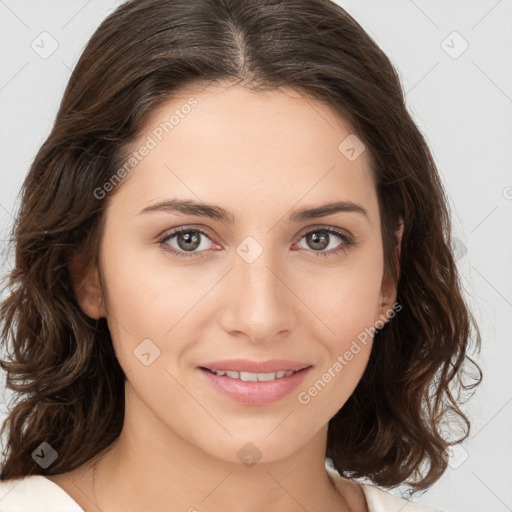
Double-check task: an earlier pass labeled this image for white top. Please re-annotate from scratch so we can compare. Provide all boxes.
[0,465,446,512]
[326,464,445,512]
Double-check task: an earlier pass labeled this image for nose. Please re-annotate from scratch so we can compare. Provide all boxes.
[218,245,297,343]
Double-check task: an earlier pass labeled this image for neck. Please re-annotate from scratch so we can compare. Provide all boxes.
[83,382,353,512]
[90,436,351,512]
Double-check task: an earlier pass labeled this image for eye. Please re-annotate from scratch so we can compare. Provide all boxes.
[159,227,216,259]
[293,226,354,258]
[158,225,355,259]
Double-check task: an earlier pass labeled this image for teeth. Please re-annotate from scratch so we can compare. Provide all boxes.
[208,369,298,381]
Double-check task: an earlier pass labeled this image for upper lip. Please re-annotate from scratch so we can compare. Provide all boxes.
[199,359,311,373]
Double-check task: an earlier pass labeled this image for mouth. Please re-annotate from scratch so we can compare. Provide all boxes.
[197,365,313,406]
[199,366,308,382]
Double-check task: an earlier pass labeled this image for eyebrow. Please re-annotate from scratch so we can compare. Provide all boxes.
[138,199,370,224]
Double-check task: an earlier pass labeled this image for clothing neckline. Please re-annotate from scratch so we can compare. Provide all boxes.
[3,469,439,512]
[38,468,368,512]
[18,465,370,512]
[40,475,85,510]
[325,464,370,511]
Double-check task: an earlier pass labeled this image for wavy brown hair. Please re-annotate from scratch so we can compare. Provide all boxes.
[0,0,481,493]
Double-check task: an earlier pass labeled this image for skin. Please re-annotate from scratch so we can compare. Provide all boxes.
[47,83,402,512]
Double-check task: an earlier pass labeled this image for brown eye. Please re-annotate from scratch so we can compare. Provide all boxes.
[158,225,354,260]
[159,228,214,258]
[295,227,353,257]
[175,230,202,251]
[304,231,330,251]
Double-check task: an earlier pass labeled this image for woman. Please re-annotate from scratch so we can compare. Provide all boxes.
[0,0,482,511]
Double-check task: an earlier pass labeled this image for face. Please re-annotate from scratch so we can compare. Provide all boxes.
[78,83,399,465]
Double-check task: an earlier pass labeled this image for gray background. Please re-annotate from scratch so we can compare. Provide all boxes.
[0,1,511,511]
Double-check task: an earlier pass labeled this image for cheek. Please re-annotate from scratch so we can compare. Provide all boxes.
[99,236,212,373]
[101,231,187,327]
[296,282,377,420]
[294,251,382,411]
[300,248,384,345]
[304,279,378,380]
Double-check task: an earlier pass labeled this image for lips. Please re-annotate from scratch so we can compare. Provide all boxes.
[199,358,311,374]
[198,364,312,405]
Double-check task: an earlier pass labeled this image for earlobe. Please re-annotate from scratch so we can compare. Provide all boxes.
[69,255,107,319]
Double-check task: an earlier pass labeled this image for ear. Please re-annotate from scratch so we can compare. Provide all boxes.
[374,218,404,327]
[69,253,107,319]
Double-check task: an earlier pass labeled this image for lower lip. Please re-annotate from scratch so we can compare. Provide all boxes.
[198,367,312,406]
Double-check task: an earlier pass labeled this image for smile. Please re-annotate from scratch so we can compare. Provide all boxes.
[204,368,300,381]
[198,366,312,406]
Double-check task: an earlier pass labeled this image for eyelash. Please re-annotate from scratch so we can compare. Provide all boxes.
[158,225,355,260]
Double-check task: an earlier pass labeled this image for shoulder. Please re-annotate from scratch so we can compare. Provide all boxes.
[0,475,84,511]
[360,483,446,512]
[325,464,447,512]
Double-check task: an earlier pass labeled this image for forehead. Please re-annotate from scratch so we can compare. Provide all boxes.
[112,83,378,223]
